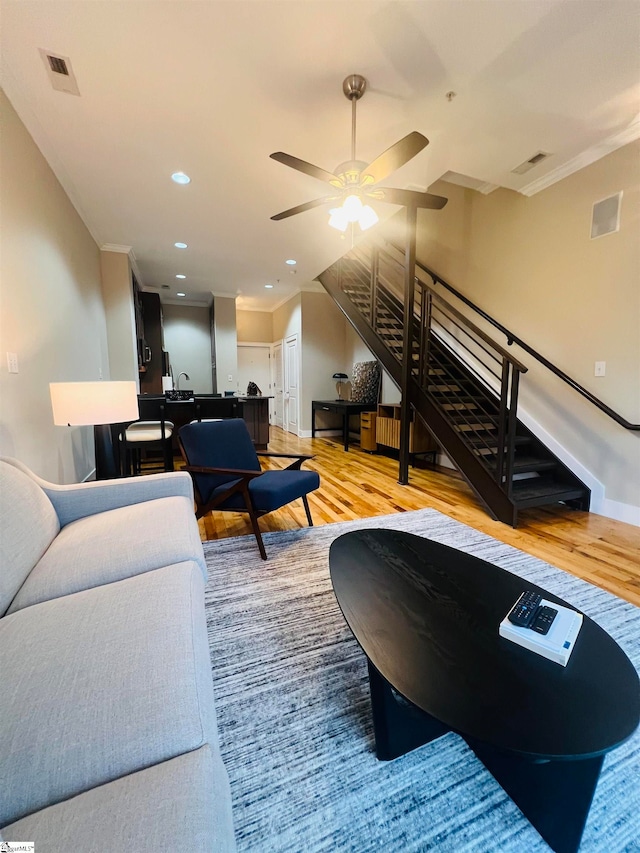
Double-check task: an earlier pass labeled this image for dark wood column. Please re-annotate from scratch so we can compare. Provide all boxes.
[399,204,417,485]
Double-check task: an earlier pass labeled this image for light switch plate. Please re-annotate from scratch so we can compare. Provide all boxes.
[7,352,19,373]
[594,361,606,377]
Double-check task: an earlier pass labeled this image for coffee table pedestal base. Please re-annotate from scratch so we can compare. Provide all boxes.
[368,661,603,853]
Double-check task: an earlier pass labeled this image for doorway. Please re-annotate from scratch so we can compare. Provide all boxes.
[237,344,271,411]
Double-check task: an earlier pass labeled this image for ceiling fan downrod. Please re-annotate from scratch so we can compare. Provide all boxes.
[343,74,367,162]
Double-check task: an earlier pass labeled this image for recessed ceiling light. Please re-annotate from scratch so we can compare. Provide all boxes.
[177,292,186,297]
[171,172,191,185]
[265,284,274,289]
[285,259,296,265]
[176,274,186,279]
[174,242,188,249]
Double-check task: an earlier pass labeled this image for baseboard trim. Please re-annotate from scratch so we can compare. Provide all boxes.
[593,498,640,527]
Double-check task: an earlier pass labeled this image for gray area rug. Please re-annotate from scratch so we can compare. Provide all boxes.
[203,509,640,852]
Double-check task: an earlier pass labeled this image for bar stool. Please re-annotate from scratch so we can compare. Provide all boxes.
[121,416,174,475]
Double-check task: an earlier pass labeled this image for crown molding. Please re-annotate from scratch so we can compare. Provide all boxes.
[519,120,640,197]
[210,291,237,301]
[100,243,133,254]
[476,182,499,195]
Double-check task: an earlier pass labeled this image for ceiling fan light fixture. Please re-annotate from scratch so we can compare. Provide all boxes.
[271,74,446,225]
[359,204,379,231]
[329,194,378,232]
[328,207,349,232]
[342,194,363,222]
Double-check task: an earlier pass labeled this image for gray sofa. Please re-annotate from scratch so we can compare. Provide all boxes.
[0,457,236,852]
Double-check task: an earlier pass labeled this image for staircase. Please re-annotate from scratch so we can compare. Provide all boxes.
[317,237,591,527]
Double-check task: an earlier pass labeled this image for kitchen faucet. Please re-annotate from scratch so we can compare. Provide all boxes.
[176,372,190,390]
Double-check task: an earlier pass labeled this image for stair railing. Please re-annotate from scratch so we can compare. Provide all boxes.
[335,242,529,490]
[380,239,639,432]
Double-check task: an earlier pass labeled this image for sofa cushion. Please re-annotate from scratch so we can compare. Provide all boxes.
[0,562,219,826]
[7,495,206,613]
[2,746,236,852]
[0,459,60,615]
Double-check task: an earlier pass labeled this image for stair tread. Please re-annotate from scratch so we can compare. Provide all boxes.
[511,456,558,473]
[511,478,588,506]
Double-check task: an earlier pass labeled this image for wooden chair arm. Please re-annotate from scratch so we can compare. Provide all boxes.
[257,452,314,471]
[258,452,314,460]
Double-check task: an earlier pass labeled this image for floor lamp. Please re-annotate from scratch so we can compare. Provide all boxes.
[50,381,139,479]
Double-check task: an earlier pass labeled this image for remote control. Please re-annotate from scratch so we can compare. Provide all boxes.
[507,591,542,628]
[531,605,558,635]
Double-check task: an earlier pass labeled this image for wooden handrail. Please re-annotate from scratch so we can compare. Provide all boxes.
[383,239,639,431]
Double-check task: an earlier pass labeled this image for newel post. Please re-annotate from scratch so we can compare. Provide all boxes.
[399,204,417,485]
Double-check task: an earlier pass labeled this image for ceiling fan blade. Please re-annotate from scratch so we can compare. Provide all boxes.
[270,152,341,186]
[360,132,429,185]
[375,187,448,210]
[271,196,337,221]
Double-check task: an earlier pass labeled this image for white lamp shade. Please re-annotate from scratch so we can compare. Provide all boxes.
[50,381,139,426]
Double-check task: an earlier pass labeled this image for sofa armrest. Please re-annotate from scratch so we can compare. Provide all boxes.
[40,472,195,527]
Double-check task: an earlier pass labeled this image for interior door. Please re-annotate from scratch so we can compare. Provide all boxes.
[284,334,299,435]
[271,341,283,427]
[237,344,271,399]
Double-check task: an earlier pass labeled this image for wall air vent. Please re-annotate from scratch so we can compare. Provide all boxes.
[39,49,81,95]
[511,151,551,175]
[591,192,622,239]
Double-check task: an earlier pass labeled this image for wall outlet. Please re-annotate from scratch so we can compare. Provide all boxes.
[227,374,233,382]
[594,361,606,377]
[7,352,18,374]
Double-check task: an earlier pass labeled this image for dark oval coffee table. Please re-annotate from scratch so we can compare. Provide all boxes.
[329,529,639,853]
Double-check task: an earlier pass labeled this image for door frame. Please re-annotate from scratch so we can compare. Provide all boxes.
[237,341,273,422]
[270,340,284,428]
[283,333,300,436]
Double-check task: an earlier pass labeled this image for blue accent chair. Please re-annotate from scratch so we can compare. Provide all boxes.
[178,419,320,560]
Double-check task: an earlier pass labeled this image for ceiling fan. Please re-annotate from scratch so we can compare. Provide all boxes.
[270,74,447,231]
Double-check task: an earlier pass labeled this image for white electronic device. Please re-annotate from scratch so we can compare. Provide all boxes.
[499,597,583,666]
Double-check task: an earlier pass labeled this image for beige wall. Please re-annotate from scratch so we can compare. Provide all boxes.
[300,292,347,432]
[415,141,640,518]
[100,250,138,385]
[0,91,109,483]
[272,293,301,342]
[163,303,213,394]
[213,296,237,395]
[236,309,273,343]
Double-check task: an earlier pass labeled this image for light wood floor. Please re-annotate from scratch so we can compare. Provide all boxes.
[186,427,640,607]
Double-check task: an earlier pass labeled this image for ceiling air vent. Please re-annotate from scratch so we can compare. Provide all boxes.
[511,151,550,175]
[39,49,81,96]
[48,55,69,75]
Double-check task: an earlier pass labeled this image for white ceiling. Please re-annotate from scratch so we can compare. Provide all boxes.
[2,1,639,311]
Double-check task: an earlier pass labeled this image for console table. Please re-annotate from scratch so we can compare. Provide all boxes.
[311,400,377,451]
[330,528,640,853]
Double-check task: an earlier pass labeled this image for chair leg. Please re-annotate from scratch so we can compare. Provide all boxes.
[164,441,174,472]
[247,509,268,560]
[302,495,314,527]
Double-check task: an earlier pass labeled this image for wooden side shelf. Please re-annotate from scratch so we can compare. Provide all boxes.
[376,404,437,454]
